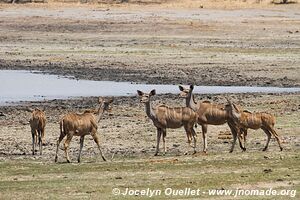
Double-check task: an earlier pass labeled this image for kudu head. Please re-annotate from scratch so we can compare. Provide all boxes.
[225,97,241,121]
[137,89,156,103]
[97,97,114,123]
[26,107,45,113]
[98,97,114,113]
[179,85,194,98]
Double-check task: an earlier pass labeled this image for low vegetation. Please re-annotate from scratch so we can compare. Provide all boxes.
[0,151,298,199]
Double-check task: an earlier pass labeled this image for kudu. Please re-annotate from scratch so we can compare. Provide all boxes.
[137,89,198,156]
[179,85,245,153]
[30,108,46,155]
[55,97,113,163]
[226,99,283,151]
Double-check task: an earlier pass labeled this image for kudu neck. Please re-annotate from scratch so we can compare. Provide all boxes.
[145,101,156,119]
[96,104,105,123]
[186,91,198,111]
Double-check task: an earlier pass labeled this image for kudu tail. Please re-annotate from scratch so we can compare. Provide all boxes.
[60,120,65,137]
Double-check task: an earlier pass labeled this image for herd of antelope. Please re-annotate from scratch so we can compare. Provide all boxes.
[29,85,283,163]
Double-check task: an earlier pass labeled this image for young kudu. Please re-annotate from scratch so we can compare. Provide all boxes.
[137,89,198,156]
[30,108,46,155]
[226,99,283,151]
[55,97,113,163]
[179,85,244,153]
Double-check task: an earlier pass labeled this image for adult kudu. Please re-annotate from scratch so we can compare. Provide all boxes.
[179,85,245,153]
[55,97,113,163]
[138,89,198,156]
[226,98,283,151]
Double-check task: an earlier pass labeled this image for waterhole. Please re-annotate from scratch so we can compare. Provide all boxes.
[1,70,299,105]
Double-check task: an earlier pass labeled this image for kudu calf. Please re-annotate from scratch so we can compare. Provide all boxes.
[179,85,244,153]
[137,89,198,156]
[55,97,113,163]
[226,99,283,151]
[30,108,46,155]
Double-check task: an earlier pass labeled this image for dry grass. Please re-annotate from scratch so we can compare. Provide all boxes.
[0,151,299,199]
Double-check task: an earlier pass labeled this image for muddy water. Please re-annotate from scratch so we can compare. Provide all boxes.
[1,70,299,105]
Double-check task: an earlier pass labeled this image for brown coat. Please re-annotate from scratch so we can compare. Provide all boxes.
[55,97,113,163]
[138,89,198,156]
[228,101,283,151]
[30,108,46,155]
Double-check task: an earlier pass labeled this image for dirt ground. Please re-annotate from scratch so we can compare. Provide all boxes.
[0,93,299,160]
[0,2,299,199]
[0,2,299,86]
[0,93,299,199]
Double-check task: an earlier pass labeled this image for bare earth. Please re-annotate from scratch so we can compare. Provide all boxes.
[0,2,299,200]
[0,3,300,86]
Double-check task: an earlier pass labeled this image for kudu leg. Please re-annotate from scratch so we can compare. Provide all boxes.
[191,128,197,154]
[77,136,84,163]
[243,129,248,149]
[270,127,283,151]
[162,129,167,156]
[237,130,246,152]
[183,125,191,146]
[228,122,246,152]
[201,124,208,153]
[64,133,73,163]
[31,130,36,155]
[186,132,192,145]
[229,126,237,153]
[38,130,42,155]
[262,128,271,151]
[77,136,85,163]
[268,126,283,151]
[154,128,162,156]
[41,127,46,146]
[35,131,38,149]
[91,132,106,161]
[55,132,66,162]
[184,125,197,154]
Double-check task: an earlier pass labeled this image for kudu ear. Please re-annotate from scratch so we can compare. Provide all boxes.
[232,103,240,112]
[25,107,34,113]
[99,97,104,104]
[137,90,143,96]
[108,97,114,103]
[232,103,241,120]
[179,85,184,91]
[190,85,194,90]
[150,89,156,96]
[225,97,232,106]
